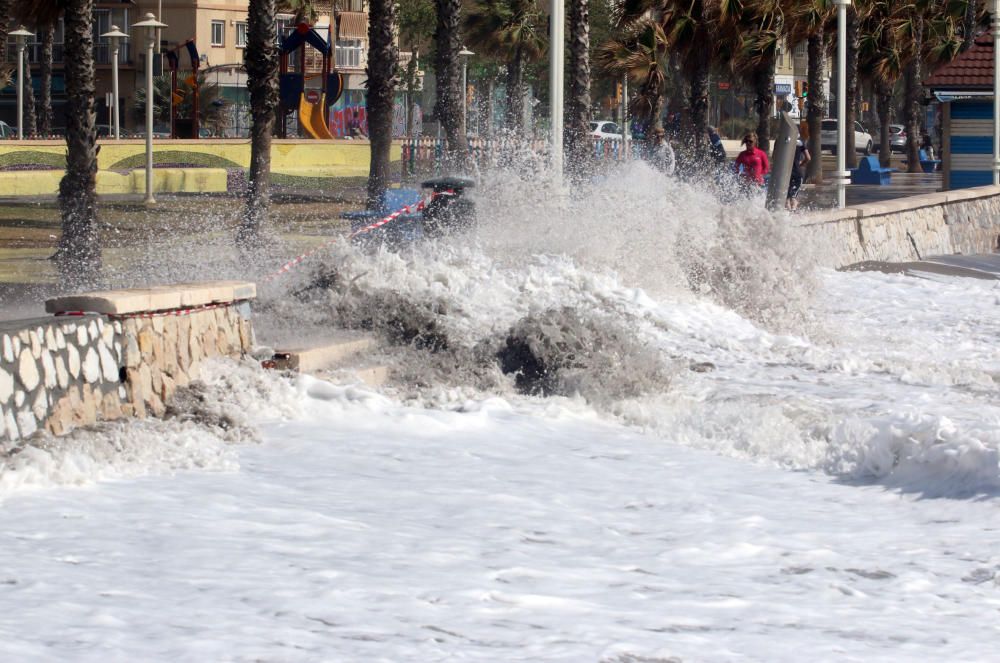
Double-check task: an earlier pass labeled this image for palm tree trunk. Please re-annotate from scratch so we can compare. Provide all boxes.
[40,23,54,136]
[366,0,397,210]
[22,59,36,136]
[687,47,710,156]
[57,0,101,283]
[876,78,892,167]
[805,30,826,183]
[752,62,774,153]
[434,0,468,162]
[0,0,10,65]
[238,0,279,249]
[963,0,977,51]
[566,0,591,166]
[504,46,524,132]
[405,51,417,138]
[903,24,923,174]
[485,77,495,135]
[844,6,859,168]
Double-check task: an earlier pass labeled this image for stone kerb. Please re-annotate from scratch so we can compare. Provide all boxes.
[0,282,256,444]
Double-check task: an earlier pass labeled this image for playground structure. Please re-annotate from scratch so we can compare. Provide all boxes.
[166,40,201,139]
[279,23,344,139]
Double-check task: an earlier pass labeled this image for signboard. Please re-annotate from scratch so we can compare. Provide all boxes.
[774,83,792,95]
[718,82,731,90]
[305,89,320,104]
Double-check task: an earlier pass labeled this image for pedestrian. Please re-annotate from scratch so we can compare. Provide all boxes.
[348,110,366,139]
[786,138,811,211]
[920,133,935,161]
[649,127,676,176]
[707,126,727,166]
[733,131,770,193]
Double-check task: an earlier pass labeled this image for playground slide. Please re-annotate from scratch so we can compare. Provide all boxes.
[299,93,335,139]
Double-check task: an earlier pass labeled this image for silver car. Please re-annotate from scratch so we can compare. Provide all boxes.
[820,119,874,154]
[873,124,907,154]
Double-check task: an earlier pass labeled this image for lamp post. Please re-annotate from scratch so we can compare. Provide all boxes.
[834,0,851,209]
[101,26,129,140]
[549,0,564,183]
[133,13,167,205]
[993,0,1000,185]
[459,47,474,136]
[10,27,34,140]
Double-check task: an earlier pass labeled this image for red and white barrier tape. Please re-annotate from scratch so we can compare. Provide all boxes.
[261,189,455,284]
[53,301,234,320]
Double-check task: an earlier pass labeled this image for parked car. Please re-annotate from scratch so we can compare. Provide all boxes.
[96,124,133,138]
[590,120,622,140]
[820,118,874,154]
[873,124,907,153]
[0,121,16,138]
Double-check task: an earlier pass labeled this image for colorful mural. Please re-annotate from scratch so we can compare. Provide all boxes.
[326,91,422,138]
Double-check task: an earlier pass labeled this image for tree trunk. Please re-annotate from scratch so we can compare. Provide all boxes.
[687,47,710,157]
[434,0,468,163]
[238,0,279,249]
[751,62,774,154]
[963,0,977,51]
[0,0,10,66]
[23,59,36,136]
[484,77,495,135]
[844,6,859,167]
[903,23,923,173]
[366,0,397,210]
[876,78,892,167]
[566,0,591,167]
[504,46,525,133]
[405,51,417,138]
[56,0,101,284]
[40,23,54,136]
[805,30,826,183]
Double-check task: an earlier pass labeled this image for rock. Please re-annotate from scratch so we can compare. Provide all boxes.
[67,344,81,379]
[41,351,56,388]
[77,325,88,345]
[55,328,66,349]
[14,390,24,407]
[113,321,122,334]
[98,343,118,382]
[4,409,18,440]
[101,322,114,344]
[17,349,40,391]
[124,336,141,368]
[31,390,48,420]
[2,335,12,362]
[55,355,68,389]
[16,409,36,438]
[152,315,165,334]
[139,364,153,402]
[689,361,716,373]
[137,326,155,359]
[82,347,101,383]
[29,331,41,359]
[0,367,12,403]
[45,326,57,349]
[88,320,99,341]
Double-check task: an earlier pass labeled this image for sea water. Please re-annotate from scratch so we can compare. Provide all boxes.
[1,162,999,661]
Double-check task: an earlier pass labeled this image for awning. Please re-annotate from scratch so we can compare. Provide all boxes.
[934,90,994,102]
[337,12,368,40]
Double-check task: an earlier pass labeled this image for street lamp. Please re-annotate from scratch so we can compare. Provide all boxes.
[993,0,1000,185]
[834,0,851,209]
[549,0,564,183]
[101,25,129,140]
[459,47,474,136]
[133,13,167,205]
[10,26,34,140]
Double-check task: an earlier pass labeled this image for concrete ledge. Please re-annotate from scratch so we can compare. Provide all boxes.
[799,207,861,225]
[945,185,1000,203]
[271,333,377,373]
[45,281,256,315]
[0,168,228,197]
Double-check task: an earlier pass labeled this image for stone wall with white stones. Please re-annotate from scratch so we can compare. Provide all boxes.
[797,185,1000,268]
[0,282,255,443]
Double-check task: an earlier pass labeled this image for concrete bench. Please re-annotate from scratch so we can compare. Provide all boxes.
[919,149,941,173]
[850,155,894,185]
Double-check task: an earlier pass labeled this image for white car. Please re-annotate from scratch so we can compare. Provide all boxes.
[820,118,874,155]
[590,121,622,140]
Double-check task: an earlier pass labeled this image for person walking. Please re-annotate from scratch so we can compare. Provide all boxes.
[649,127,676,176]
[708,126,727,166]
[734,131,770,194]
[786,138,811,211]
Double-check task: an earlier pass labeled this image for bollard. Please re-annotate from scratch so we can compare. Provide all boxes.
[765,112,800,211]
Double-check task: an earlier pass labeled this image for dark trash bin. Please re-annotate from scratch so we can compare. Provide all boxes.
[421,176,476,237]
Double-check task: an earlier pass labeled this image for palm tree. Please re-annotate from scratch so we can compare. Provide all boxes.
[435,0,467,160]
[366,0,398,209]
[15,0,100,283]
[278,0,318,24]
[132,74,173,127]
[464,0,546,134]
[566,0,592,164]
[22,55,36,136]
[598,20,668,139]
[238,0,279,250]
[858,0,903,167]
[39,23,54,135]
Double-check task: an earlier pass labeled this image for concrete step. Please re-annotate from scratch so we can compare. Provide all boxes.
[318,364,390,388]
[269,332,380,375]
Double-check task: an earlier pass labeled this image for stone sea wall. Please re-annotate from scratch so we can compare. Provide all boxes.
[797,185,1000,268]
[0,282,255,443]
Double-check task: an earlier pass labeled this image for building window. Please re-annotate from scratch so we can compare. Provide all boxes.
[211,20,225,46]
[236,22,247,48]
[336,39,364,68]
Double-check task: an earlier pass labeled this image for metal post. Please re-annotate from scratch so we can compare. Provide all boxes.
[549,0,564,182]
[621,74,629,158]
[766,112,800,210]
[134,14,167,205]
[994,0,1000,185]
[834,0,851,208]
[459,47,474,137]
[102,26,128,140]
[11,27,33,140]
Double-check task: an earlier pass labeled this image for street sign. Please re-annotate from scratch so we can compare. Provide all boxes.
[305,89,320,104]
[718,82,731,90]
[774,83,792,95]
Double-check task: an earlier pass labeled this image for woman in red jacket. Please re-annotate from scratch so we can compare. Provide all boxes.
[734,132,770,191]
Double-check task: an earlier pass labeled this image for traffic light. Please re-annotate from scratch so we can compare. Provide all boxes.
[801,82,809,98]
[615,82,623,103]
